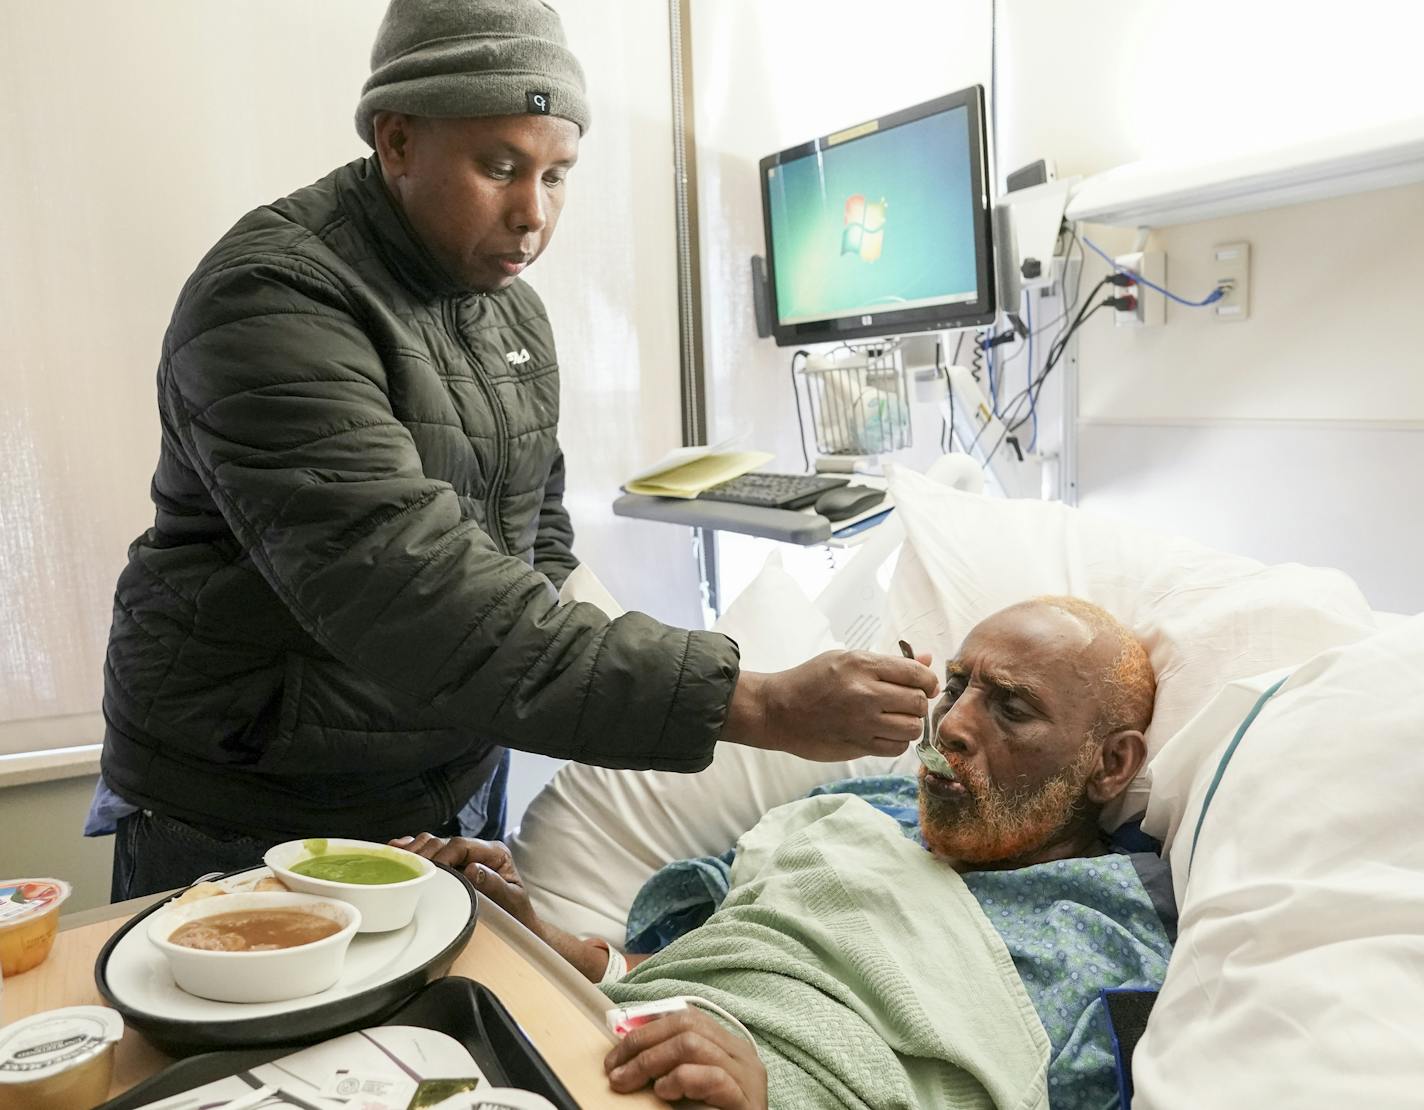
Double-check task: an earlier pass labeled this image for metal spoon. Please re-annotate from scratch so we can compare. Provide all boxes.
[897,639,956,780]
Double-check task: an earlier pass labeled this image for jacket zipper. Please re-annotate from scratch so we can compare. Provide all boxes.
[445,297,509,555]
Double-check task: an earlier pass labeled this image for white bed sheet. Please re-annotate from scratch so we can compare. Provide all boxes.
[1135,617,1424,1108]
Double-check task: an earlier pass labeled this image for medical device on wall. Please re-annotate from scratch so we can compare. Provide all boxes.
[940,364,1042,499]
[992,176,1079,314]
[757,85,996,347]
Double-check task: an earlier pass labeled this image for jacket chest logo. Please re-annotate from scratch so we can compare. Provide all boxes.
[505,348,531,365]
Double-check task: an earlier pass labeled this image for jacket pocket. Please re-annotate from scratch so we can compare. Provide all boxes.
[254,652,473,776]
[253,652,306,770]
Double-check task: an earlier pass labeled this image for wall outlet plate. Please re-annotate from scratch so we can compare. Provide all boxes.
[1212,241,1251,322]
[1113,250,1166,328]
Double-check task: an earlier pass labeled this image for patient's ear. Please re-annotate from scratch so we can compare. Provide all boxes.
[1086,729,1147,805]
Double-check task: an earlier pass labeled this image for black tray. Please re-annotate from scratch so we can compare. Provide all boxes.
[98,976,581,1109]
[95,864,477,1054]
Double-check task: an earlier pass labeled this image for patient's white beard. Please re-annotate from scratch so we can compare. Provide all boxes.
[919,737,1100,865]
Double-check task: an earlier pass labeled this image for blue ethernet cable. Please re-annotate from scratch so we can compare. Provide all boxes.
[1081,235,1225,307]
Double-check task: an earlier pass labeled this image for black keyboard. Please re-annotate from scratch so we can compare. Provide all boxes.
[697,472,848,510]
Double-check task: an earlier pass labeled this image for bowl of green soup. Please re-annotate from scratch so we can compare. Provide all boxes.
[263,838,436,933]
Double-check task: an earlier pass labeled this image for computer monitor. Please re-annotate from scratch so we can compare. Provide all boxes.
[759,86,995,347]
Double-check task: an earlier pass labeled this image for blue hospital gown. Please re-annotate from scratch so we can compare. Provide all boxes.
[625,776,1174,1109]
[963,855,1172,1107]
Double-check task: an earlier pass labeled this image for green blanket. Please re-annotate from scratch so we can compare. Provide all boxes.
[603,795,1051,1109]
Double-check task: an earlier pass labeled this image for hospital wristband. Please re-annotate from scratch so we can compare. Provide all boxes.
[590,939,628,985]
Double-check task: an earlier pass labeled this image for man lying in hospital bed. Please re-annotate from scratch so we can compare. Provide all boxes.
[396,462,1419,1107]
[398,596,1175,1109]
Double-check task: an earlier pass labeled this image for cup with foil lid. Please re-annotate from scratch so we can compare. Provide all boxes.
[0,1004,124,1110]
[0,879,71,977]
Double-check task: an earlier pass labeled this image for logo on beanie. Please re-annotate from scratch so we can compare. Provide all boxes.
[527,91,551,115]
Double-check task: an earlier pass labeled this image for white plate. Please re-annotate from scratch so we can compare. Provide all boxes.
[97,865,476,1048]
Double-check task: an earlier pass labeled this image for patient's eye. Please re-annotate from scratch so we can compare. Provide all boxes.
[998,700,1032,722]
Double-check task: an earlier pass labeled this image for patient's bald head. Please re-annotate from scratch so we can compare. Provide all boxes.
[918,596,1154,870]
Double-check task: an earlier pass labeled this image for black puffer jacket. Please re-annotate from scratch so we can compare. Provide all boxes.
[102,155,739,839]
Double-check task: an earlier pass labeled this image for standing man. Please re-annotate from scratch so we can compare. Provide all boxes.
[93,0,937,900]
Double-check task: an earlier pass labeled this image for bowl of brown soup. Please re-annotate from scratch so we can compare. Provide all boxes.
[147,891,361,1003]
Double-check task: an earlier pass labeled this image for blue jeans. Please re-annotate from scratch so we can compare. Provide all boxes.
[110,810,285,902]
[457,748,511,841]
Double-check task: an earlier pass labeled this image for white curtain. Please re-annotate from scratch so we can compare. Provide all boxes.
[0,0,697,756]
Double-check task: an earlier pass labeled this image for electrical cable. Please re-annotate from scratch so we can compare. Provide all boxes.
[941,330,967,454]
[967,255,1088,461]
[1025,290,1038,452]
[988,316,1030,373]
[789,349,811,472]
[985,332,998,415]
[997,289,1112,446]
[989,295,1115,458]
[967,228,1089,464]
[992,225,1083,459]
[946,361,956,452]
[1052,275,1104,349]
[1081,235,1226,307]
[1044,228,1086,356]
[1000,296,1070,355]
[937,338,948,453]
[1046,276,1109,367]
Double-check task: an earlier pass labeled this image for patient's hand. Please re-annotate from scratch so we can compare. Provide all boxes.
[390,834,543,939]
[605,1008,767,1110]
[392,832,630,984]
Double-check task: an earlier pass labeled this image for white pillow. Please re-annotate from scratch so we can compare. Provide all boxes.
[1133,618,1424,1108]
[883,466,1377,827]
[512,552,916,944]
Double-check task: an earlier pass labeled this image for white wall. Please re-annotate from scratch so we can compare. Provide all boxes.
[689,0,995,601]
[996,0,1424,613]
[0,2,385,743]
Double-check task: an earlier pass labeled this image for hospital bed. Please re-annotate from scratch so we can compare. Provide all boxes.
[508,457,1423,1109]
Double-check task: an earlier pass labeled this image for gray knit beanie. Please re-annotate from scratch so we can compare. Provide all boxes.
[356,0,590,147]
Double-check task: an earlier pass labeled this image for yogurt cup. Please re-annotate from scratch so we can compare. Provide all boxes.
[0,1004,123,1110]
[0,879,71,977]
